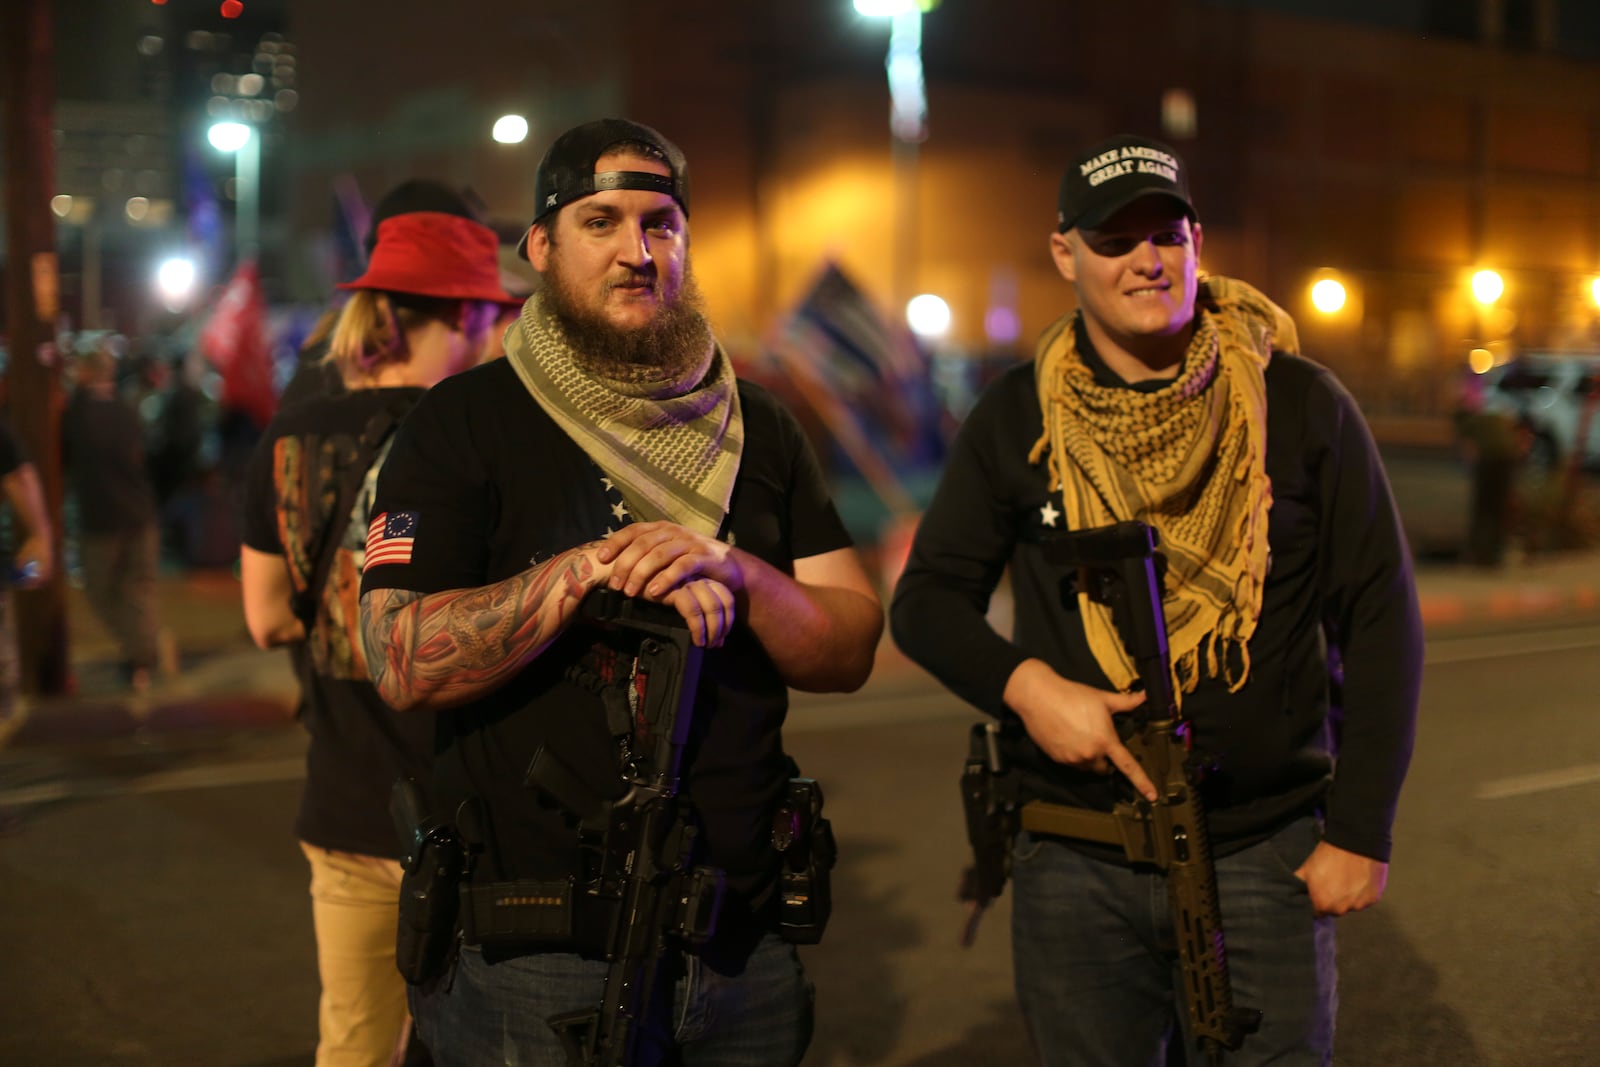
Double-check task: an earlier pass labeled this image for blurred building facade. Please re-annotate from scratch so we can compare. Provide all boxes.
[0,0,296,336]
[269,0,1600,416]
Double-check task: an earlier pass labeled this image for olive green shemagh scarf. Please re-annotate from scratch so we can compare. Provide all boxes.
[504,293,744,537]
[1028,276,1300,703]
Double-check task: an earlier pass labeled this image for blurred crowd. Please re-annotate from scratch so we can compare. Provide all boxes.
[48,328,247,572]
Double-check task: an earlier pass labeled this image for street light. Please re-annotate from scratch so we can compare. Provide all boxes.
[492,114,529,144]
[1310,278,1347,315]
[155,256,198,312]
[208,119,259,263]
[906,293,951,338]
[1471,269,1504,305]
[857,0,932,312]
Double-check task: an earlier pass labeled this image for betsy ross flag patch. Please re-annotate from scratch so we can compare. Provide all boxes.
[365,510,418,569]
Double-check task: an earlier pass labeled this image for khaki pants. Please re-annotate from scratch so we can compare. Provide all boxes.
[300,842,413,1067]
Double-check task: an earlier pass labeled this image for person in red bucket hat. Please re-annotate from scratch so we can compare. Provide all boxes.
[239,209,512,1067]
[283,180,509,408]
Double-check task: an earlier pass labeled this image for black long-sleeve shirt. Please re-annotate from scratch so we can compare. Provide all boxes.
[891,348,1423,862]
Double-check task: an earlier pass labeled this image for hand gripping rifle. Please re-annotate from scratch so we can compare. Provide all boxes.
[540,589,725,1067]
[1025,520,1261,1063]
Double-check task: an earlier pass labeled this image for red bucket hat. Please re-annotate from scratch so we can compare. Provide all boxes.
[338,211,517,303]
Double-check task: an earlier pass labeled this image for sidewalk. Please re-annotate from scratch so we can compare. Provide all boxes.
[7,550,1600,750]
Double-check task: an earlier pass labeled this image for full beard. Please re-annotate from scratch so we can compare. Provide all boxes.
[543,256,714,391]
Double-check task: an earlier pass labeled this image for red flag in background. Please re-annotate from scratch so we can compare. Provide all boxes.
[199,259,277,429]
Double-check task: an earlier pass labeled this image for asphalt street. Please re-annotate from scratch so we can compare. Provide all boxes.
[2,615,1598,1066]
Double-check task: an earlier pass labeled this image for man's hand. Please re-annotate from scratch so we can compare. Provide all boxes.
[598,522,746,601]
[1003,658,1156,802]
[656,576,736,648]
[1294,840,1388,917]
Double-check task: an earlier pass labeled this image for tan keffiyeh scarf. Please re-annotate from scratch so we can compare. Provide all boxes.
[1028,276,1299,702]
[505,293,744,536]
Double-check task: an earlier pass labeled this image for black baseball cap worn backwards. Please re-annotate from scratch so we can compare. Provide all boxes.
[1057,133,1195,234]
[515,117,690,260]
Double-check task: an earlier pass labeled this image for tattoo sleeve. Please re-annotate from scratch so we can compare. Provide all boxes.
[359,547,601,711]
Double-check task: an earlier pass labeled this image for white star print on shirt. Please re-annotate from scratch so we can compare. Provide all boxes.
[1040,500,1061,527]
[611,501,629,522]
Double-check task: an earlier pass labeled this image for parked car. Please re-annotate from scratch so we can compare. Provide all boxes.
[1478,351,1600,470]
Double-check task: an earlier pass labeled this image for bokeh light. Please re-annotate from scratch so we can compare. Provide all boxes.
[855,0,919,14]
[906,293,951,338]
[1471,269,1504,305]
[1310,278,1347,314]
[207,121,251,152]
[156,257,197,310]
[492,115,529,145]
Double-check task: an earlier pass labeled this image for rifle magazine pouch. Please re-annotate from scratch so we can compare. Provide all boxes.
[774,777,836,945]
[396,827,465,985]
[673,865,727,947]
[459,879,577,948]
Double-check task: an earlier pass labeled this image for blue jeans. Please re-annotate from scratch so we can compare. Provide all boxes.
[1011,816,1336,1067]
[412,932,813,1067]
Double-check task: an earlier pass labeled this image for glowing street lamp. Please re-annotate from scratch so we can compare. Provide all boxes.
[857,0,934,310]
[1590,276,1600,310]
[1310,277,1347,315]
[155,256,198,312]
[1471,269,1504,306]
[854,0,919,16]
[208,120,259,263]
[906,293,951,338]
[492,114,529,145]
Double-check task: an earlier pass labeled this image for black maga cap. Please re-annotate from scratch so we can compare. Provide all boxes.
[515,118,690,260]
[1057,134,1195,234]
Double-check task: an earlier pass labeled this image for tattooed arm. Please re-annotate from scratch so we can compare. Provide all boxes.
[360,545,610,713]
[360,543,739,713]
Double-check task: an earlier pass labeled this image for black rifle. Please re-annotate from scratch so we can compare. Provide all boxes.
[541,589,724,1067]
[1023,520,1261,1063]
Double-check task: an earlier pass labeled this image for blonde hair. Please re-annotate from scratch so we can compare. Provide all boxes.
[327,289,463,381]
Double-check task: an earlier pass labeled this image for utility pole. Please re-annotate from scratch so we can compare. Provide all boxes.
[2,0,70,695]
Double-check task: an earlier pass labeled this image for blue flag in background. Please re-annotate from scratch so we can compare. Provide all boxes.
[181,146,224,281]
[330,174,370,285]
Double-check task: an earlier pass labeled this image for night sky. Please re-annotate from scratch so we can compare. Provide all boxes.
[1205,0,1600,57]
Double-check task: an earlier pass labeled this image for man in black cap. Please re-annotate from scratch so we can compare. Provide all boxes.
[891,133,1423,1064]
[359,118,883,1065]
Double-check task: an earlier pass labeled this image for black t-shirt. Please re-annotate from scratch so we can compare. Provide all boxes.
[360,359,852,908]
[243,386,434,857]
